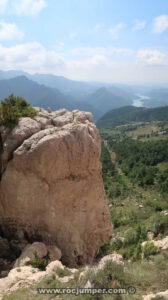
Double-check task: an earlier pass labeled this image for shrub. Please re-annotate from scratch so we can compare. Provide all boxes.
[31,250,50,271]
[154,215,168,236]
[142,242,158,259]
[55,267,72,278]
[0,94,36,126]
[133,242,142,260]
[82,260,131,291]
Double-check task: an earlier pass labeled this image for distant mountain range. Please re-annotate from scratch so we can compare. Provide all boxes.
[97,106,168,128]
[0,70,168,122]
[0,76,102,121]
[0,71,135,121]
[87,87,132,113]
[0,70,95,94]
[144,88,168,107]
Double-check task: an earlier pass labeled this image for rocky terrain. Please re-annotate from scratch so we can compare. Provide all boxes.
[0,252,124,300]
[1,106,168,300]
[0,108,112,277]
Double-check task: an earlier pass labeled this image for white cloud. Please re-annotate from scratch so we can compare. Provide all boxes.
[13,0,47,16]
[0,21,24,40]
[153,15,168,33]
[0,42,65,73]
[0,0,8,14]
[92,23,104,32]
[0,42,168,84]
[109,22,125,38]
[132,19,146,31]
[0,42,131,77]
[0,0,47,16]
[136,49,168,65]
[58,42,64,48]
[66,56,168,84]
[69,32,77,39]
[70,46,134,57]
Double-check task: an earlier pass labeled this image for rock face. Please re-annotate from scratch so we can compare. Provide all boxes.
[0,108,112,267]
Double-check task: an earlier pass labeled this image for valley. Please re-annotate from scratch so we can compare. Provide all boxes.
[97,107,168,297]
[1,103,168,300]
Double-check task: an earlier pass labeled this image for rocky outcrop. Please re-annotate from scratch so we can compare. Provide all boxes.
[0,253,124,299]
[96,253,124,269]
[143,290,168,300]
[0,108,112,267]
[0,260,71,299]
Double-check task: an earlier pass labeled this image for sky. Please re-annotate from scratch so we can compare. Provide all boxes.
[0,0,168,84]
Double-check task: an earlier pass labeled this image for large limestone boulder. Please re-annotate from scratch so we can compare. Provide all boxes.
[96,253,124,270]
[0,109,112,267]
[47,245,62,262]
[14,242,62,267]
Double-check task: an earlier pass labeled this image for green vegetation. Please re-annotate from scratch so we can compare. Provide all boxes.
[97,105,168,128]
[111,138,168,192]
[142,242,158,259]
[98,116,168,262]
[31,251,50,271]
[0,94,36,126]
[55,267,72,278]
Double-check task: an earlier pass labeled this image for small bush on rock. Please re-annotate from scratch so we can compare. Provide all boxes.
[142,242,158,259]
[31,250,50,271]
[0,94,36,127]
[56,267,72,278]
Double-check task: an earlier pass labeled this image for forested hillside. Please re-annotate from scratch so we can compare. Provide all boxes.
[97,106,168,128]
[98,111,168,296]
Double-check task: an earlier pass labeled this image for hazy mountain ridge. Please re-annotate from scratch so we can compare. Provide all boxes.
[87,87,132,114]
[0,70,168,123]
[0,71,134,121]
[0,76,102,121]
[0,70,99,94]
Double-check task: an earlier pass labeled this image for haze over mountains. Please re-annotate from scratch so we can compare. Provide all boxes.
[0,76,103,120]
[0,70,168,121]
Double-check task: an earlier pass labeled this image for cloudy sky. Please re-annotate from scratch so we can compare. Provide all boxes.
[0,0,168,84]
